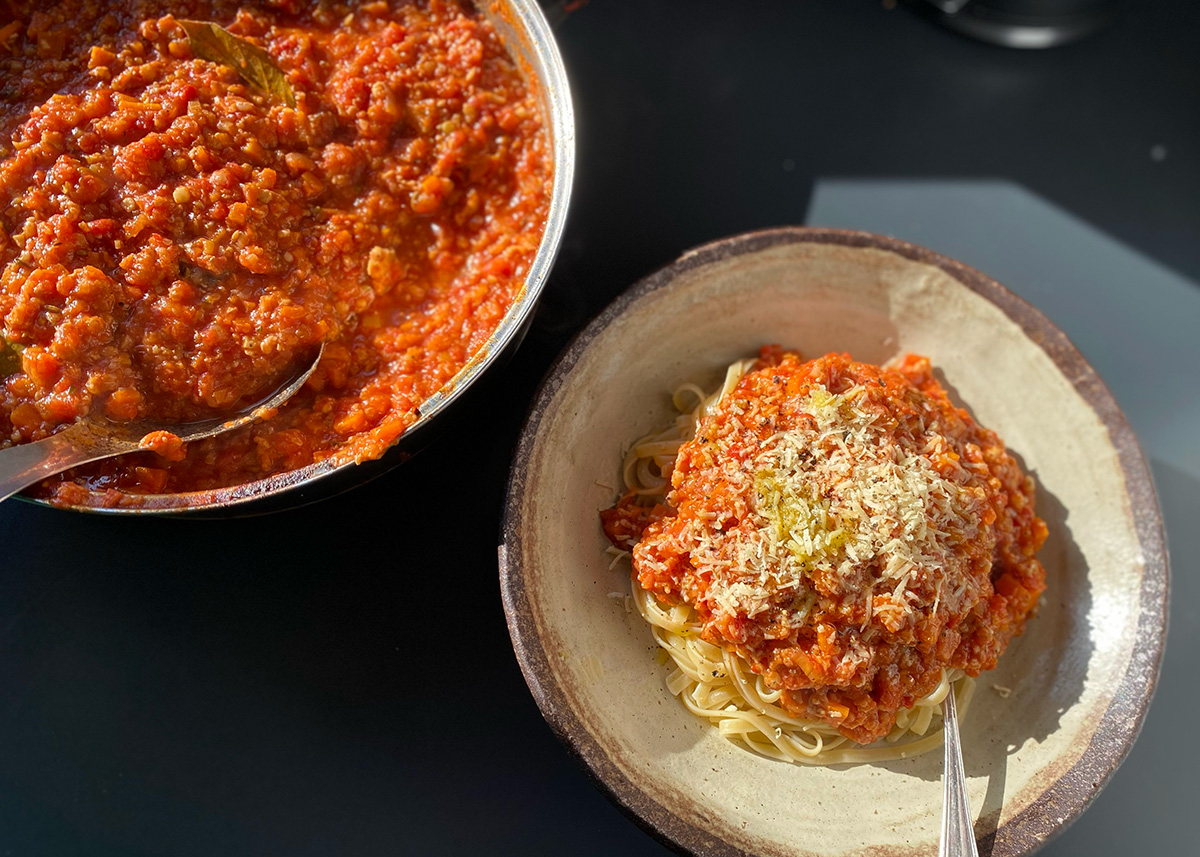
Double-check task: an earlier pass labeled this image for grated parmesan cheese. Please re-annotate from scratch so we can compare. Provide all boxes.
[695,381,988,629]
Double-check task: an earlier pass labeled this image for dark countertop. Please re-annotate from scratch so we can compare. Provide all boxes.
[2,2,1197,854]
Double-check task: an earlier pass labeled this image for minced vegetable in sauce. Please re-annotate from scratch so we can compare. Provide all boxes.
[0,0,550,505]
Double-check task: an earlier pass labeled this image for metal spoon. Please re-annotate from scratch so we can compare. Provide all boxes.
[0,344,325,504]
[939,685,980,857]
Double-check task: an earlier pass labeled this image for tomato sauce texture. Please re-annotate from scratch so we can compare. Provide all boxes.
[0,0,550,505]
[603,350,1048,744]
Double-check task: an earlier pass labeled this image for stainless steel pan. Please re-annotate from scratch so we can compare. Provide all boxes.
[24,0,574,515]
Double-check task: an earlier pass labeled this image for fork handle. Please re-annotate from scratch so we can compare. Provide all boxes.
[0,426,122,503]
[939,685,980,857]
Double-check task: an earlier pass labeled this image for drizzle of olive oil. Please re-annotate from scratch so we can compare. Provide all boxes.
[753,469,851,572]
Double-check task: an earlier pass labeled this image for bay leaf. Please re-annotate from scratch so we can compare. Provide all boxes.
[179,20,296,108]
[0,337,23,378]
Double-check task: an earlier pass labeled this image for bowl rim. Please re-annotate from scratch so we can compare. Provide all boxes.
[499,226,1170,857]
[22,0,574,516]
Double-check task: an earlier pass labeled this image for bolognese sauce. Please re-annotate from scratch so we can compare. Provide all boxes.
[0,0,550,505]
[603,349,1047,745]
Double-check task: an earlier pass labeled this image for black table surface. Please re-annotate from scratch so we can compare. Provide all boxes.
[3,2,1198,855]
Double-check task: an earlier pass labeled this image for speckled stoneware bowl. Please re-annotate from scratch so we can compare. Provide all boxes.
[500,228,1169,857]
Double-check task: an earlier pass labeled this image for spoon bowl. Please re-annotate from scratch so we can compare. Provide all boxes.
[0,344,325,504]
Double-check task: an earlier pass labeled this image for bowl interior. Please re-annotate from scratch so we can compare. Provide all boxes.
[503,230,1164,857]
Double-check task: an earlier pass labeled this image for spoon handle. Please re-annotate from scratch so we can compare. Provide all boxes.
[939,685,980,857]
[0,426,123,503]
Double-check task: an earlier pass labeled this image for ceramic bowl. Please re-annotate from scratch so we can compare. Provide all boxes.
[499,227,1168,857]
